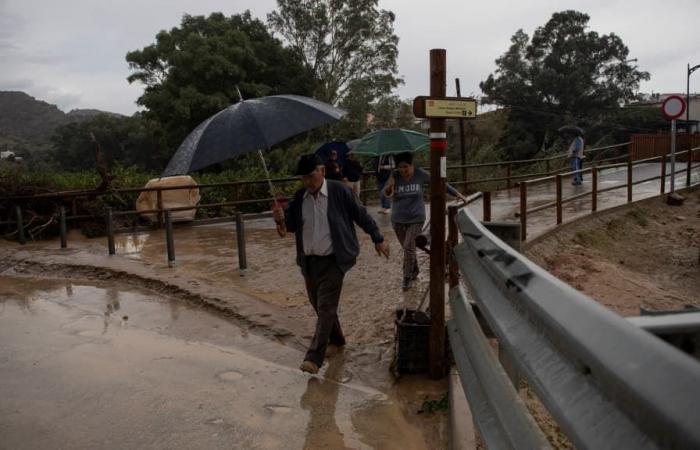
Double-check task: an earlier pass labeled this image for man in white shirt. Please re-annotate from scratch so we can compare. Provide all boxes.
[273,154,390,374]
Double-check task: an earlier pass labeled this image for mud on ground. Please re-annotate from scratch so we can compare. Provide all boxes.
[526,187,700,317]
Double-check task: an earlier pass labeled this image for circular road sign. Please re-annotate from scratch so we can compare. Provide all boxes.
[661,95,686,120]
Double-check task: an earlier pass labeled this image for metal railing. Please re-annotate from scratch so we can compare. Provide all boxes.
[519,147,700,240]
[447,205,700,449]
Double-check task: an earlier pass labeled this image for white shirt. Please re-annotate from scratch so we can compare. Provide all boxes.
[302,179,333,256]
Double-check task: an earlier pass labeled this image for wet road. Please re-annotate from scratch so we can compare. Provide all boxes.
[0,276,442,450]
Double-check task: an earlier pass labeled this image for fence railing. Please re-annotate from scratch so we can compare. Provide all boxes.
[447,206,700,449]
[0,142,631,237]
[518,147,700,240]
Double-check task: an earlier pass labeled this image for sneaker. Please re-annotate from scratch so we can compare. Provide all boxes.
[401,277,412,291]
[300,360,319,374]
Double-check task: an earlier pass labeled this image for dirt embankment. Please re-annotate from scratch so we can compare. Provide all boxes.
[525,187,700,316]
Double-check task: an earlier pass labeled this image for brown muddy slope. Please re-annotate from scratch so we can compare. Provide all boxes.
[525,187,700,316]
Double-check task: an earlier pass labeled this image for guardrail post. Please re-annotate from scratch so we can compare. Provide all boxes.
[591,168,598,212]
[165,210,175,267]
[447,205,459,288]
[519,182,527,241]
[660,154,667,194]
[15,206,26,245]
[236,211,247,274]
[506,163,512,190]
[106,207,115,255]
[156,188,164,228]
[59,206,67,249]
[556,174,563,225]
[627,158,633,203]
[483,191,491,222]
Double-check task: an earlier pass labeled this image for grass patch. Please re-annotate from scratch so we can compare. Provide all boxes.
[625,208,649,227]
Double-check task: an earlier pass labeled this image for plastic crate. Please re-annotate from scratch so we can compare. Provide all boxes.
[393,308,430,375]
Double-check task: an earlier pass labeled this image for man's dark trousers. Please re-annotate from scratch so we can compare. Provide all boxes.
[303,255,346,367]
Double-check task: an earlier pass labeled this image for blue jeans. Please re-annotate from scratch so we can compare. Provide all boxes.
[570,157,583,184]
[378,179,391,209]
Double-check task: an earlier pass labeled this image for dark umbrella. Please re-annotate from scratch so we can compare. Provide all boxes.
[350,128,429,156]
[162,95,346,176]
[314,141,350,165]
[558,125,585,136]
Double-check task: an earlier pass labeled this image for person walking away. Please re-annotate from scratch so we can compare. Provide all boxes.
[272,154,390,374]
[383,152,467,290]
[568,133,585,185]
[342,153,363,199]
[324,149,343,181]
[375,154,394,214]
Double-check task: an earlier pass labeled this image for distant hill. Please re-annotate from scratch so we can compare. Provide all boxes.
[0,91,121,148]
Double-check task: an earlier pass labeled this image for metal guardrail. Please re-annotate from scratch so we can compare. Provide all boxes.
[448,206,700,449]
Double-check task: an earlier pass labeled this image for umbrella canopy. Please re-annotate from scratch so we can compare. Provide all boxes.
[558,125,585,136]
[350,128,429,156]
[314,141,350,166]
[162,95,346,176]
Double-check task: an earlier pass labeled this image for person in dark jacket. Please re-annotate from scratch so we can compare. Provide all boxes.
[342,152,363,199]
[324,149,344,181]
[273,154,390,374]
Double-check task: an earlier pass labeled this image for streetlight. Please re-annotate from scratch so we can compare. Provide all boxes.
[687,63,700,129]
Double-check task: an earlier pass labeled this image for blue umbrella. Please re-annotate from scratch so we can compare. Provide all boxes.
[314,141,350,166]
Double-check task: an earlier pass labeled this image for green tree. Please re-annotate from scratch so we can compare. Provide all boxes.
[480,10,649,159]
[126,11,313,151]
[50,114,165,171]
[267,0,401,105]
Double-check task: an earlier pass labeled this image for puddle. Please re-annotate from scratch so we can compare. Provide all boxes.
[0,275,447,449]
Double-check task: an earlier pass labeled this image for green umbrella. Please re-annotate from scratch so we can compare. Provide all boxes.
[349,128,429,155]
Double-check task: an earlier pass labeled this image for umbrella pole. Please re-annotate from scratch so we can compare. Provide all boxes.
[257,149,278,208]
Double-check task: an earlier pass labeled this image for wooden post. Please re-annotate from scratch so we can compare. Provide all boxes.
[448,205,459,288]
[456,78,468,194]
[661,154,667,194]
[165,210,175,267]
[428,49,448,379]
[59,206,67,249]
[106,208,115,255]
[556,174,563,225]
[506,163,512,190]
[483,191,491,222]
[627,157,633,203]
[15,206,26,245]
[519,182,527,241]
[156,188,164,228]
[687,149,692,187]
[236,211,247,274]
[545,158,551,175]
[591,168,598,212]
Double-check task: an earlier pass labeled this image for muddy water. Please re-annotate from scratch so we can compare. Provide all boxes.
[0,276,447,449]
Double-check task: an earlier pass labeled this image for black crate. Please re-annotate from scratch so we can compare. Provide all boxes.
[393,308,430,375]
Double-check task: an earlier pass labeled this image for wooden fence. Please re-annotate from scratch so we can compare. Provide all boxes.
[630,133,700,161]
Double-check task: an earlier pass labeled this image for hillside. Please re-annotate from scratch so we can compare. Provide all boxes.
[0,91,120,149]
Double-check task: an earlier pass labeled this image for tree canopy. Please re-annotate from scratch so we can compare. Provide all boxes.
[126,11,313,151]
[480,10,649,159]
[267,0,401,105]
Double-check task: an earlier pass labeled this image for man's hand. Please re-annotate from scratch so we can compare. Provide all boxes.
[375,241,390,259]
[272,206,286,237]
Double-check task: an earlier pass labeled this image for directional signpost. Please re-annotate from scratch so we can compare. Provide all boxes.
[661,95,687,194]
[413,50,477,379]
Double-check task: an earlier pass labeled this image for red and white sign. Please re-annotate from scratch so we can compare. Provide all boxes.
[661,95,686,120]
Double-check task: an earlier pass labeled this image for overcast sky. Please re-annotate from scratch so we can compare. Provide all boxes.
[1,0,698,115]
